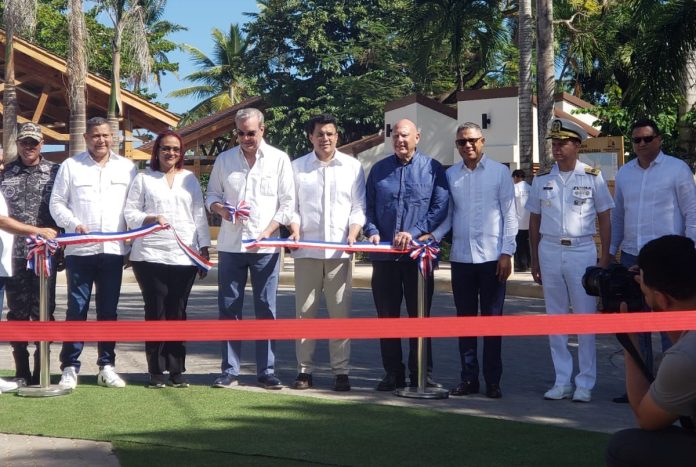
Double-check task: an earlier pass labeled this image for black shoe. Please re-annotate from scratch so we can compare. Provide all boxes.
[147,374,166,389]
[450,380,480,396]
[333,375,351,392]
[292,373,313,390]
[376,373,406,391]
[258,374,283,390]
[168,373,189,388]
[409,375,443,389]
[485,383,502,399]
[613,393,629,404]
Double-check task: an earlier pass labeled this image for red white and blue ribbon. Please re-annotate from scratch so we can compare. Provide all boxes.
[224,200,251,224]
[25,223,212,274]
[409,239,440,276]
[25,235,59,277]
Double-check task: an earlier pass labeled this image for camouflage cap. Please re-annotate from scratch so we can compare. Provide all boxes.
[546,118,587,141]
[17,122,43,142]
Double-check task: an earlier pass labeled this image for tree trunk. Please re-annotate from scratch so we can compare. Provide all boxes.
[108,31,123,154]
[68,0,87,156]
[535,0,554,169]
[677,52,696,163]
[518,0,534,176]
[2,27,18,164]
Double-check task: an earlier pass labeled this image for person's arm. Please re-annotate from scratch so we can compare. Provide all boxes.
[259,154,295,240]
[675,163,696,244]
[347,165,367,245]
[0,216,57,239]
[610,177,625,258]
[529,212,542,284]
[497,171,517,281]
[597,209,612,268]
[363,168,380,243]
[206,155,232,222]
[410,160,449,239]
[49,161,84,233]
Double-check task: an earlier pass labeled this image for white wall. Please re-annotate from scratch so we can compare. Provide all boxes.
[356,141,388,177]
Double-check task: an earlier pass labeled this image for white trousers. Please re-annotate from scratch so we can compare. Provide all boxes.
[294,258,352,374]
[539,238,598,390]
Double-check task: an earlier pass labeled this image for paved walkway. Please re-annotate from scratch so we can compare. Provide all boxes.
[1,259,637,466]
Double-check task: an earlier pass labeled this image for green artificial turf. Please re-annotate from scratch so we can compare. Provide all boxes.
[1,377,609,467]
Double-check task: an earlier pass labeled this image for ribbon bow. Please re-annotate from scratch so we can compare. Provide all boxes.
[26,234,59,277]
[409,239,440,277]
[224,200,251,224]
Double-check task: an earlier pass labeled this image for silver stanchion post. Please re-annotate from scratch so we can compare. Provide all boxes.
[395,266,449,400]
[18,256,71,397]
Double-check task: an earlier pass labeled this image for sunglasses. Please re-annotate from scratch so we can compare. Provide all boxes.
[18,139,41,148]
[455,137,482,147]
[631,135,658,144]
[159,146,181,154]
[236,130,260,137]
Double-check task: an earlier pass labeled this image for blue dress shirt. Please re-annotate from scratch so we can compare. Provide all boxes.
[364,151,449,261]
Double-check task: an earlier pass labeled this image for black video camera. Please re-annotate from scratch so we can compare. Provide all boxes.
[582,264,644,312]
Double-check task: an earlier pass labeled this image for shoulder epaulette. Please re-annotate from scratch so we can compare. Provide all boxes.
[536,168,552,176]
[584,167,600,176]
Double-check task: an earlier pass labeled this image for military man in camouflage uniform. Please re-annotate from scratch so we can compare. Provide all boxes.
[1,122,60,385]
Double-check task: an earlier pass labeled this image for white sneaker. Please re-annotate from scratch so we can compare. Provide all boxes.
[97,365,126,388]
[544,385,574,400]
[59,366,78,390]
[572,387,592,403]
[0,377,19,393]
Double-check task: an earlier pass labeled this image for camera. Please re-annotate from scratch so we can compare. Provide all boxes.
[582,264,644,312]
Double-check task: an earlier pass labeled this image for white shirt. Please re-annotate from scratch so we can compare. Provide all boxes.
[610,151,696,256]
[124,169,212,266]
[514,180,531,230]
[526,160,614,238]
[206,140,295,254]
[291,150,366,259]
[432,155,518,263]
[0,195,14,277]
[49,151,137,256]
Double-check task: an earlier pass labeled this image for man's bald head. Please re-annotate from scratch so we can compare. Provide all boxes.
[391,119,420,163]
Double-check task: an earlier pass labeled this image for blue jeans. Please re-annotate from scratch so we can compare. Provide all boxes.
[451,261,506,386]
[59,254,124,371]
[218,252,279,377]
[620,251,672,375]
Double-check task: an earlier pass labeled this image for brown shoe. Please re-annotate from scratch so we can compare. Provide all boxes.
[450,380,480,396]
[292,373,313,390]
[333,375,351,392]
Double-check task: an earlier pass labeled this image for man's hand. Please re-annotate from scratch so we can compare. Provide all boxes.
[417,233,434,242]
[369,234,380,245]
[496,254,512,282]
[198,247,209,279]
[393,231,412,250]
[36,227,58,240]
[287,223,300,244]
[75,224,89,234]
[598,254,610,269]
[212,202,232,222]
[531,262,542,285]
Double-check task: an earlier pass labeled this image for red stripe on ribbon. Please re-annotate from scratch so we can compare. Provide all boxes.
[1,311,695,342]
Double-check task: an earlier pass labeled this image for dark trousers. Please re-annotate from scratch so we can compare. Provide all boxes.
[60,254,124,371]
[514,230,531,271]
[371,260,434,379]
[606,426,696,467]
[132,261,198,375]
[6,257,56,383]
[451,261,505,386]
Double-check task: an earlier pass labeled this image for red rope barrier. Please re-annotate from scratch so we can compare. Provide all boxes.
[2,311,695,342]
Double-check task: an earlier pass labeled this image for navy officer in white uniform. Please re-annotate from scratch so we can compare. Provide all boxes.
[527,118,614,403]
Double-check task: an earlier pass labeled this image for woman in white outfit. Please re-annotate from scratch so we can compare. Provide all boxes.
[125,130,211,388]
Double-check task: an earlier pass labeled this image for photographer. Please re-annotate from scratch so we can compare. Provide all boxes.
[606,235,696,467]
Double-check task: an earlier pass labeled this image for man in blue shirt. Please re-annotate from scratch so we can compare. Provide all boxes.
[364,119,449,391]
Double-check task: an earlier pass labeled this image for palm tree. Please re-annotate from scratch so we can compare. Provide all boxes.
[518,0,534,175]
[408,0,507,92]
[2,0,37,164]
[169,24,254,125]
[67,0,87,156]
[96,0,154,150]
[536,0,554,168]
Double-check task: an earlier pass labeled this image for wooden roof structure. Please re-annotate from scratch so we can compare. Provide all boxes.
[0,29,179,160]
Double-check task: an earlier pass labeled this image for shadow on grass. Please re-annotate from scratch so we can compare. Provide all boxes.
[2,381,609,467]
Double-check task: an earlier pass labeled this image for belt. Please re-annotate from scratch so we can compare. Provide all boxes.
[542,235,595,246]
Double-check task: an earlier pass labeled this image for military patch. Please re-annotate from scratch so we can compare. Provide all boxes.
[584,167,600,176]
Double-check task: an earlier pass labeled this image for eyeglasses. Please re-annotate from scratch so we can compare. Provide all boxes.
[236,130,260,137]
[159,146,181,154]
[631,135,658,144]
[18,139,40,148]
[455,137,482,147]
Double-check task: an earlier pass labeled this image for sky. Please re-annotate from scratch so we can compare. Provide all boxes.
[152,0,260,115]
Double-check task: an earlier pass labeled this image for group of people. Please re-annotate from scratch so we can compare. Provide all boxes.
[0,110,693,418]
